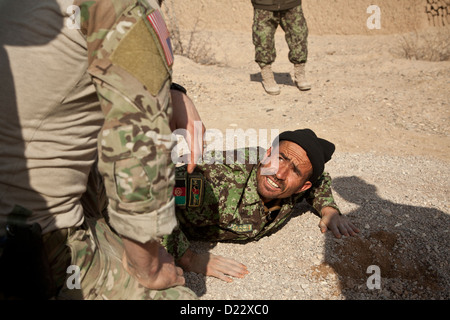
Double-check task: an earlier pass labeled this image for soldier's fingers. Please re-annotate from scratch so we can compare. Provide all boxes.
[216,255,248,270]
[159,265,186,288]
[338,223,350,237]
[173,274,186,287]
[168,267,185,287]
[182,119,204,173]
[325,221,341,238]
[346,225,358,236]
[349,222,360,234]
[335,228,344,238]
[208,268,234,283]
[318,220,328,233]
[220,264,248,278]
[209,257,249,279]
[341,221,359,237]
[218,266,248,278]
[187,141,201,174]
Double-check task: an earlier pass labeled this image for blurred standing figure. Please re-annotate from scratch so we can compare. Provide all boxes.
[251,0,311,95]
[0,0,201,300]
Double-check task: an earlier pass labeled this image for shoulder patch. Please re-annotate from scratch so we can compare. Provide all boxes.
[146,9,174,67]
[110,17,169,96]
[188,176,204,207]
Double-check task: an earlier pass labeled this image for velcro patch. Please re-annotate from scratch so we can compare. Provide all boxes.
[110,18,169,96]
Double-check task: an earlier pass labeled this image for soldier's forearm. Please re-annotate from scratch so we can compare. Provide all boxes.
[122,236,186,290]
[122,237,161,279]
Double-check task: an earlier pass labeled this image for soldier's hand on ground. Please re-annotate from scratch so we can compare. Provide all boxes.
[122,238,186,290]
[178,248,249,283]
[170,89,206,173]
[319,207,360,238]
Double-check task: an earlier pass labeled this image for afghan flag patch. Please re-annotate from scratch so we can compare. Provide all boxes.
[173,176,186,206]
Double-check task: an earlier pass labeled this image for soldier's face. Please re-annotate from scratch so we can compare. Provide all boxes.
[256,141,313,202]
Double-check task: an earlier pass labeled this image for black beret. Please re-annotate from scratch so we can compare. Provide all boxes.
[274,129,335,183]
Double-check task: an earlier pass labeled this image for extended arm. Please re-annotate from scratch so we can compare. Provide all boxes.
[306,172,359,238]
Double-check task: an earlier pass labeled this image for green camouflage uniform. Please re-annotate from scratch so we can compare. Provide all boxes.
[0,0,196,300]
[162,148,340,260]
[252,0,308,67]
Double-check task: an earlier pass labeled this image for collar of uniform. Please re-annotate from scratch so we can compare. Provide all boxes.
[292,188,308,204]
[239,164,262,206]
[263,199,282,213]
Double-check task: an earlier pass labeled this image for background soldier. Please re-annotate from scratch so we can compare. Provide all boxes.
[0,0,201,299]
[251,0,311,95]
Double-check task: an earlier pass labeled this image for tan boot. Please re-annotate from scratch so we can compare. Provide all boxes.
[260,65,280,95]
[294,63,311,91]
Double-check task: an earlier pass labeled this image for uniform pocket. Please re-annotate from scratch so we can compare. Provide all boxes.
[98,124,175,214]
[114,157,150,203]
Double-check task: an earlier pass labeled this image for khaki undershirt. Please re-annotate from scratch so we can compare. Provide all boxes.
[0,0,104,233]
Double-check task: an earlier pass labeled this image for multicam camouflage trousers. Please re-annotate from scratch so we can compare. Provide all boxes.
[44,218,196,300]
[252,5,309,67]
[44,169,197,300]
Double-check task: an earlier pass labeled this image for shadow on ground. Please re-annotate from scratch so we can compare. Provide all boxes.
[316,176,450,299]
[250,72,295,86]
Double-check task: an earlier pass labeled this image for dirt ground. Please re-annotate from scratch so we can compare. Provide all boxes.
[164,1,450,300]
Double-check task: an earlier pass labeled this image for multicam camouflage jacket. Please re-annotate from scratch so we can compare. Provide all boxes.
[79,0,177,243]
[162,147,340,259]
[0,0,177,244]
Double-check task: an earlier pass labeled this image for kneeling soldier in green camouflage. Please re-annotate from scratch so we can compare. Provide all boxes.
[163,129,360,282]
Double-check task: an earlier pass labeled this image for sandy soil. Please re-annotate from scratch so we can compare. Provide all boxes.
[169,29,450,300]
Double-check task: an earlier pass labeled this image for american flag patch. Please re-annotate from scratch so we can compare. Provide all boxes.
[147,10,174,66]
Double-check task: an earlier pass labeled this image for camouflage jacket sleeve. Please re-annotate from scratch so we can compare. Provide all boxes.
[304,172,341,216]
[161,224,191,260]
[76,0,177,243]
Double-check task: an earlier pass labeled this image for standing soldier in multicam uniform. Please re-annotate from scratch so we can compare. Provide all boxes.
[163,129,360,283]
[0,0,200,299]
[251,0,311,95]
